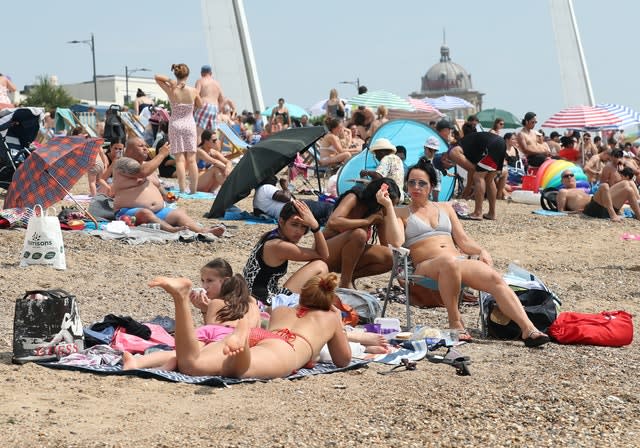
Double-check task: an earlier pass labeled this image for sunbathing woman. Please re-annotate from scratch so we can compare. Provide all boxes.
[123,260,260,371]
[323,178,400,288]
[243,200,329,306]
[139,272,351,378]
[382,158,550,347]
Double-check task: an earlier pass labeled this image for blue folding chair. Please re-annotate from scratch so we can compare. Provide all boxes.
[381,246,466,330]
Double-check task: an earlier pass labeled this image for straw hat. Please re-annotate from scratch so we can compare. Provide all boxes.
[370,138,396,154]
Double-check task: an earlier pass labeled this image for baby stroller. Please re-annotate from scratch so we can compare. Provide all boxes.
[0,107,43,190]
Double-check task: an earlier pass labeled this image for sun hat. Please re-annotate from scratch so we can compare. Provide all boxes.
[424,136,440,150]
[370,138,396,154]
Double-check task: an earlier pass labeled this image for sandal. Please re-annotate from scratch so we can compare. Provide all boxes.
[523,330,550,348]
[458,329,473,343]
[377,358,417,376]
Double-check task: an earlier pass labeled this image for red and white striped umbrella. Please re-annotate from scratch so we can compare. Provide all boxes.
[541,105,623,129]
[406,98,444,116]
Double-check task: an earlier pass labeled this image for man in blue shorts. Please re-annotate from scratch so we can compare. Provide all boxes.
[112,137,225,235]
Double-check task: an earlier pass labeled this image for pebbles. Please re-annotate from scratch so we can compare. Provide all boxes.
[0,188,639,446]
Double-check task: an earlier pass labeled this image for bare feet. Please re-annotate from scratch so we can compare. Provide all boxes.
[220,317,251,377]
[365,345,390,355]
[148,276,193,300]
[206,225,225,237]
[350,332,388,348]
[122,352,137,370]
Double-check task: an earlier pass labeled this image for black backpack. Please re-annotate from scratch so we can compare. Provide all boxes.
[540,187,559,211]
[103,104,125,142]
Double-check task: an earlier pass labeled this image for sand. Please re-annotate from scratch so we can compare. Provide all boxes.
[0,178,639,448]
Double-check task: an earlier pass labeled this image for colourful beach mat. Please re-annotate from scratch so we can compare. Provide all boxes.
[39,359,368,387]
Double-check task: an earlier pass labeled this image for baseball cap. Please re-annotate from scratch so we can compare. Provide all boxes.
[424,136,440,150]
[436,119,454,131]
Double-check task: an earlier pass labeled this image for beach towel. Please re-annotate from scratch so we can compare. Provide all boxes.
[222,206,277,224]
[87,227,221,245]
[532,209,567,216]
[39,359,368,387]
[356,339,431,365]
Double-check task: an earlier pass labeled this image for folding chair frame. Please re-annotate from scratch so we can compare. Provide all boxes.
[382,246,465,331]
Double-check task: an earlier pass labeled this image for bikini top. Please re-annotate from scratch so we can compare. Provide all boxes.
[403,205,452,248]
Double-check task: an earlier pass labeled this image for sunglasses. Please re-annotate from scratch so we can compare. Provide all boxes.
[562,173,575,179]
[407,179,430,189]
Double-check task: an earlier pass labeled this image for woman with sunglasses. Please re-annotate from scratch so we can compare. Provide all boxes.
[323,178,401,289]
[382,157,551,347]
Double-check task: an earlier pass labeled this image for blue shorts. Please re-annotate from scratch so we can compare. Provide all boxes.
[115,206,173,221]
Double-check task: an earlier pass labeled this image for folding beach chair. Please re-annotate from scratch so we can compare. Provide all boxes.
[75,111,98,138]
[217,122,249,160]
[120,111,145,139]
[381,246,466,330]
[55,108,81,133]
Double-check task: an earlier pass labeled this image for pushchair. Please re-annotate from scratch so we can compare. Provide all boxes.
[0,107,43,190]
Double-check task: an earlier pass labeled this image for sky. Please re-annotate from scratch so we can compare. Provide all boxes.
[4,0,639,126]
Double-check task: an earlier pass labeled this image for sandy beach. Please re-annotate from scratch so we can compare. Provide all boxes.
[0,176,638,448]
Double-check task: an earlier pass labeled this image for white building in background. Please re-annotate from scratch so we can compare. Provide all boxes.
[59,75,167,107]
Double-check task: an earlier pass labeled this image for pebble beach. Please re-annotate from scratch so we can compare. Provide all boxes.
[0,177,638,448]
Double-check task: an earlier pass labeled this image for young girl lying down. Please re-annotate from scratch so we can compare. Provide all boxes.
[126,272,352,378]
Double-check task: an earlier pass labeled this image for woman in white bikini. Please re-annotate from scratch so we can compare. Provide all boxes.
[381,157,550,347]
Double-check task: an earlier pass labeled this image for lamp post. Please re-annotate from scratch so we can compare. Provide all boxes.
[339,78,361,93]
[68,33,97,105]
[125,66,151,105]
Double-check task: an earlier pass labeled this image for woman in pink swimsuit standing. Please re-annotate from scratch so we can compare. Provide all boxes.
[155,64,202,194]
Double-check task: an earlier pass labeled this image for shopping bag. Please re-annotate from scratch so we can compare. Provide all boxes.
[20,205,66,270]
[12,289,83,364]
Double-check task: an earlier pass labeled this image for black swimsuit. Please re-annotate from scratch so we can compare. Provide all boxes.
[243,230,292,305]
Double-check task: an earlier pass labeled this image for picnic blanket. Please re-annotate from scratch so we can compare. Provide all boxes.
[40,359,368,387]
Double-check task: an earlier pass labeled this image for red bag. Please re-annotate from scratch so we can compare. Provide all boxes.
[548,311,633,347]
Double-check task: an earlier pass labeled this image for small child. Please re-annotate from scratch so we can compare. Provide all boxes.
[87,147,110,197]
[122,258,260,370]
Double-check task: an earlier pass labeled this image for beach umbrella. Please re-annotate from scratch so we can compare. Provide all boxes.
[476,108,521,129]
[205,127,326,218]
[541,105,622,129]
[406,98,444,115]
[307,98,349,117]
[348,90,414,111]
[4,136,102,216]
[424,95,473,111]
[262,103,309,119]
[594,103,640,130]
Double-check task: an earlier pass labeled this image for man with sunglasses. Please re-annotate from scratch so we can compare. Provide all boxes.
[556,169,640,222]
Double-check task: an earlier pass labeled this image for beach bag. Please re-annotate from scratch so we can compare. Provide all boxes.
[335,288,381,324]
[12,289,84,364]
[0,207,33,229]
[480,264,561,339]
[548,311,633,347]
[20,205,66,270]
[507,160,525,185]
[483,289,560,339]
[540,187,559,211]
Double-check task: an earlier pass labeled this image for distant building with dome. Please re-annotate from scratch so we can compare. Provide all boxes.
[410,41,484,120]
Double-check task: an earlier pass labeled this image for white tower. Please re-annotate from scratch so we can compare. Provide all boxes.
[549,0,595,106]
[201,0,264,112]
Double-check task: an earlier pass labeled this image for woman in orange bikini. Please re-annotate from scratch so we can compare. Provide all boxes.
[131,273,352,378]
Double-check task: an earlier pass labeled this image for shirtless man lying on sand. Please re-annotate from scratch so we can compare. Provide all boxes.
[112,137,224,235]
[556,168,640,222]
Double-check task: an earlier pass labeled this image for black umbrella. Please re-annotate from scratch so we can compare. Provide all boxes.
[205,126,326,218]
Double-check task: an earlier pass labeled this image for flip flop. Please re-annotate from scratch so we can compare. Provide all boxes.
[482,214,496,220]
[523,330,550,348]
[459,214,483,221]
[425,349,471,376]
